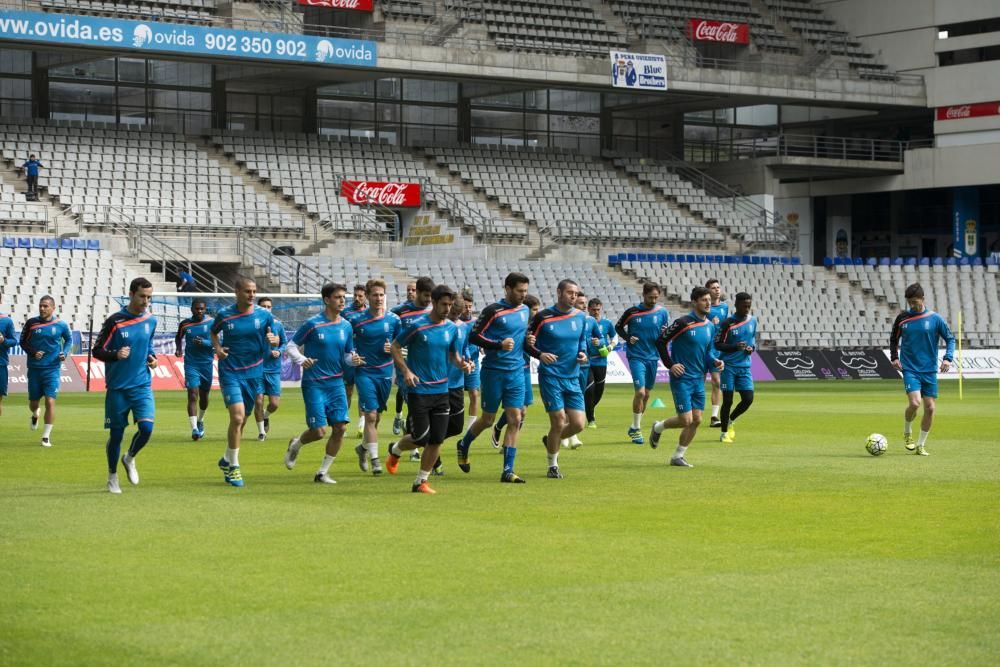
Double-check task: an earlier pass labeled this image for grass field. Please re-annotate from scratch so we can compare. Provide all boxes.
[1,380,998,666]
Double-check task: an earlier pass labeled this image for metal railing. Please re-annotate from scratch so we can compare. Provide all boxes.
[73,205,309,238]
[419,177,525,244]
[684,134,934,163]
[236,230,328,294]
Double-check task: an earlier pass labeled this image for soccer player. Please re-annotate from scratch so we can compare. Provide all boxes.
[20,295,73,447]
[343,283,369,436]
[527,279,589,479]
[889,282,955,456]
[490,294,541,450]
[562,292,605,449]
[584,297,616,428]
[390,277,434,461]
[0,305,16,416]
[175,298,214,440]
[714,292,757,443]
[460,289,481,429]
[706,278,730,428]
[350,278,401,476]
[446,295,473,445]
[385,285,471,494]
[649,286,725,467]
[283,283,361,484]
[210,278,279,487]
[253,296,287,441]
[457,272,531,483]
[615,283,669,444]
[92,278,157,494]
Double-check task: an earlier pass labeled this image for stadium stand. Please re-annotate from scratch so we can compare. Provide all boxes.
[380,0,436,22]
[39,0,217,24]
[0,182,48,226]
[478,0,626,57]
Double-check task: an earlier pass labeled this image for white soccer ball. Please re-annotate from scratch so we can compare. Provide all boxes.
[865,433,887,456]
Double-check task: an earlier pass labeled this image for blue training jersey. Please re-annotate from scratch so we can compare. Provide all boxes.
[263,318,287,374]
[92,308,158,391]
[709,302,730,327]
[448,320,470,389]
[292,312,355,385]
[616,304,669,362]
[656,312,718,382]
[468,299,530,372]
[527,306,588,379]
[395,314,462,395]
[211,304,275,379]
[23,159,42,176]
[579,315,607,369]
[353,309,401,378]
[714,315,757,369]
[0,312,16,366]
[176,316,215,365]
[20,316,73,370]
[589,318,616,367]
[889,308,955,375]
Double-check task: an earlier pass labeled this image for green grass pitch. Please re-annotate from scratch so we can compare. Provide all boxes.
[1,380,998,666]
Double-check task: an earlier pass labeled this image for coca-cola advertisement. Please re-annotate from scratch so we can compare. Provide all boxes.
[936,102,1000,121]
[341,180,421,207]
[297,0,374,10]
[687,18,750,45]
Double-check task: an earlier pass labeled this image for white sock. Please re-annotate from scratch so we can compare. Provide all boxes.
[711,405,721,418]
[416,469,430,484]
[226,447,239,466]
[366,442,379,459]
[198,408,206,420]
[108,472,118,483]
[33,407,40,418]
[123,453,134,464]
[467,415,477,428]
[357,416,365,429]
[631,412,642,429]
[42,424,53,438]
[673,444,688,460]
[318,455,335,474]
[560,438,569,447]
[571,435,582,444]
[917,430,929,447]
[257,420,266,435]
[389,442,401,457]
[903,419,913,436]
[653,420,665,434]
[189,416,198,429]
[547,451,559,467]
[263,409,271,419]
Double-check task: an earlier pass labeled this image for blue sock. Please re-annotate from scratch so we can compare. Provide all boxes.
[503,446,517,474]
[127,421,154,458]
[495,413,508,430]
[106,428,125,474]
[459,427,476,453]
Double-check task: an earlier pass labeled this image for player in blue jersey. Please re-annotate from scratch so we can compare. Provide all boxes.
[283,283,362,485]
[460,289,481,430]
[253,296,287,442]
[390,280,419,434]
[713,292,757,444]
[457,271,531,483]
[19,295,73,447]
[561,292,605,449]
[0,304,16,417]
[446,296,474,447]
[385,285,472,494]
[490,294,541,449]
[889,282,955,456]
[210,278,280,487]
[649,286,725,467]
[92,278,157,494]
[343,283,369,437]
[706,278,730,428]
[527,279,590,478]
[175,298,215,441]
[615,282,670,444]
[584,297,617,429]
[349,278,401,477]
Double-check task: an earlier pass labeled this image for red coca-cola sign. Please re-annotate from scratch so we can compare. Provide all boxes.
[341,181,421,207]
[687,18,750,44]
[297,0,373,11]
[936,102,1000,121]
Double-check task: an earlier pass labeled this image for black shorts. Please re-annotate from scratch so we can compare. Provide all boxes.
[447,388,465,438]
[406,392,450,446]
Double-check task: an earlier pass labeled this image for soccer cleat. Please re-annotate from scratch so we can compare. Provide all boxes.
[720,430,735,445]
[915,445,929,456]
[569,435,582,450]
[284,439,300,470]
[191,429,202,441]
[560,438,570,449]
[412,481,436,494]
[670,457,693,468]
[628,427,644,445]
[385,445,400,475]
[196,420,205,435]
[354,443,369,472]
[546,466,563,479]
[392,416,404,435]
[257,433,267,442]
[710,417,722,428]
[649,425,661,449]
[409,450,422,463]
[371,458,383,476]
[587,420,597,429]
[121,456,139,485]
[314,473,337,485]
[263,418,270,434]
[40,438,51,448]
[432,463,445,476]
[30,415,38,430]
[107,476,122,494]
[490,423,503,449]
[501,471,526,484]
[903,433,916,451]
[457,441,471,473]
[225,465,245,487]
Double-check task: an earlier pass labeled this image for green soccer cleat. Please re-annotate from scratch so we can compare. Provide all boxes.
[628,427,644,445]
[915,445,929,456]
[903,433,916,451]
[587,420,597,429]
[721,429,735,444]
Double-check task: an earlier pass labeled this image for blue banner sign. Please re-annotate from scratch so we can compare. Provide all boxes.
[610,50,667,91]
[0,10,376,67]
[952,186,979,259]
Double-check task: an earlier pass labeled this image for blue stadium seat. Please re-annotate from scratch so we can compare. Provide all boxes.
[932,257,943,266]
[32,238,45,249]
[617,252,626,264]
[823,257,834,267]
[60,238,74,250]
[946,257,958,266]
[780,257,791,266]
[607,254,618,267]
[918,257,929,266]
[627,253,638,262]
[854,257,864,266]
[741,256,752,264]
[791,257,801,265]
[686,254,696,263]
[879,257,890,266]
[2,237,14,249]
[73,239,87,250]
[636,253,647,262]
[695,254,706,263]
[892,257,903,266]
[958,256,969,266]
[656,253,667,263]
[87,240,101,251]
[46,238,59,250]
[971,257,983,266]
[17,237,31,248]
[725,255,736,264]
[905,257,917,266]
[665,254,676,262]
[714,255,724,263]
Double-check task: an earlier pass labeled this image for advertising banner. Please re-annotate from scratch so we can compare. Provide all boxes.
[952,186,979,259]
[881,348,1000,379]
[297,0,374,10]
[758,349,840,380]
[610,50,667,91]
[936,102,1000,121]
[0,10,377,67]
[341,181,421,207]
[3,356,87,393]
[687,19,750,44]
[826,349,899,380]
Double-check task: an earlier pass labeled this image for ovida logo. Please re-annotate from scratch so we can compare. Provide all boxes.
[316,40,335,62]
[776,354,814,370]
[133,24,152,47]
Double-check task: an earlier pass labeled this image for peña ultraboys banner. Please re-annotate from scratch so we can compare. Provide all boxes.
[610,50,667,91]
[0,10,376,67]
